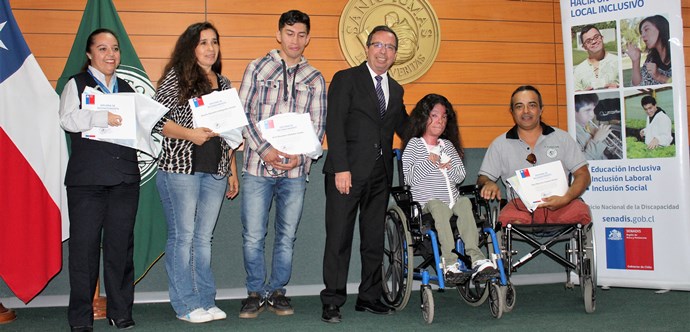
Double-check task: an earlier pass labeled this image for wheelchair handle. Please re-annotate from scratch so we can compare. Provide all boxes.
[393,148,404,187]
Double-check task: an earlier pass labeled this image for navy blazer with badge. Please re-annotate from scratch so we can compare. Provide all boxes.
[323,62,407,183]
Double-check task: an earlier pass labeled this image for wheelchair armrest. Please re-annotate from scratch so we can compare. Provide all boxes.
[457,184,479,196]
[391,185,410,194]
[390,185,412,206]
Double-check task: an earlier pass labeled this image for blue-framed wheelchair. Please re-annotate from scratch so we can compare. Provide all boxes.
[381,150,511,323]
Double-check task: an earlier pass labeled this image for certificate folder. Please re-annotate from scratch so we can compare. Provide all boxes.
[507,160,568,212]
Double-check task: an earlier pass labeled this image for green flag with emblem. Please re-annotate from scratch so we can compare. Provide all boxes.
[56,0,166,284]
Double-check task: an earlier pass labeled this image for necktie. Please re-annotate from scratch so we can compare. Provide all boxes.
[375,75,386,118]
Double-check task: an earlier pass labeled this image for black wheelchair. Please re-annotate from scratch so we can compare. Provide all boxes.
[381,151,511,323]
[498,197,597,313]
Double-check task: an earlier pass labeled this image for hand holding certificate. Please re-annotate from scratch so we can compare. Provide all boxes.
[508,160,568,212]
[189,88,247,149]
[258,113,323,159]
[80,87,169,157]
[81,91,136,142]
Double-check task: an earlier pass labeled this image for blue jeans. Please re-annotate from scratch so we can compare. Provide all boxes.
[156,170,227,316]
[241,174,306,295]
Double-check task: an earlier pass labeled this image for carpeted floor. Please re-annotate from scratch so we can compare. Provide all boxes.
[3,283,689,331]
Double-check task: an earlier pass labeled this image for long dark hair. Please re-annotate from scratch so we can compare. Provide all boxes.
[81,28,119,72]
[640,15,670,66]
[159,22,223,104]
[403,93,463,158]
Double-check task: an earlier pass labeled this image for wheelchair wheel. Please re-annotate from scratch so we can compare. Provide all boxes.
[583,276,595,313]
[421,286,434,324]
[503,283,516,313]
[582,225,596,313]
[457,278,489,306]
[488,283,504,319]
[585,225,598,291]
[382,205,414,310]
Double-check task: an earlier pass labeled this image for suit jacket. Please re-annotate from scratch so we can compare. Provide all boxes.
[323,62,407,184]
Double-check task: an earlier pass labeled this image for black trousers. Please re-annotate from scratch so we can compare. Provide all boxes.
[321,158,389,306]
[67,182,139,327]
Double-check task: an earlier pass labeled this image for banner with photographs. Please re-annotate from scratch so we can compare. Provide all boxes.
[561,0,690,290]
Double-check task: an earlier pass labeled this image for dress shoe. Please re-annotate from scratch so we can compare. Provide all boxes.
[321,304,341,323]
[70,326,93,332]
[355,299,394,315]
[108,318,135,330]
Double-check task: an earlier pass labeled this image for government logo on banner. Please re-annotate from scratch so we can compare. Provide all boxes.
[605,227,654,270]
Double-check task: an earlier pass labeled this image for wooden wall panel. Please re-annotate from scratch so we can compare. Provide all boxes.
[119,13,206,35]
[13,10,82,33]
[437,41,556,64]
[207,0,345,15]
[11,0,690,147]
[11,0,206,12]
[442,20,556,43]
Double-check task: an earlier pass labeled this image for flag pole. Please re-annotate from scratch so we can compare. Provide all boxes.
[0,302,17,324]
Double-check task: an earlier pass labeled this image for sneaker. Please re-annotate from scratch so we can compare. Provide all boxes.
[472,259,499,282]
[239,293,265,319]
[444,262,469,284]
[267,290,294,316]
[206,306,227,320]
[177,308,213,323]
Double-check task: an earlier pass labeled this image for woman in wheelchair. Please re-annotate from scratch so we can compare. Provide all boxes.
[401,94,498,283]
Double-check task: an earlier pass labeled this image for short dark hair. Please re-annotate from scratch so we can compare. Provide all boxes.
[641,95,657,107]
[574,93,599,112]
[579,25,600,44]
[366,25,398,51]
[510,85,543,109]
[279,10,310,34]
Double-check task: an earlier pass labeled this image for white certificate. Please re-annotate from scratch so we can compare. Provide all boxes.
[189,88,248,139]
[81,93,136,141]
[506,175,536,212]
[258,113,322,159]
[513,160,569,212]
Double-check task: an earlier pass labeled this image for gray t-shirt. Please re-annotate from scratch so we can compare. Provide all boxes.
[479,123,588,189]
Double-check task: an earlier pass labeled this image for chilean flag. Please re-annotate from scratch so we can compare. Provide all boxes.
[0,0,69,303]
[192,97,204,108]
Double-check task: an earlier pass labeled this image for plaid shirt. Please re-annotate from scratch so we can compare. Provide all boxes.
[240,49,327,178]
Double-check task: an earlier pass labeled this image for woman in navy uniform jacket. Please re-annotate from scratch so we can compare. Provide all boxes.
[58,28,139,332]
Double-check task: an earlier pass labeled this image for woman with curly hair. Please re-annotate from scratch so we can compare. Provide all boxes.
[401,94,497,284]
[153,22,239,324]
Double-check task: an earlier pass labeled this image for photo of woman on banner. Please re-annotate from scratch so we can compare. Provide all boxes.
[623,14,671,86]
[624,88,675,159]
[572,21,619,91]
[574,91,623,160]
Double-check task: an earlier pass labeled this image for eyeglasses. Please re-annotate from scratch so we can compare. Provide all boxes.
[583,34,603,46]
[369,42,397,52]
[526,153,537,165]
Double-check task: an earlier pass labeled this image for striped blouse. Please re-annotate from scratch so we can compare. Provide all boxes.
[402,137,466,207]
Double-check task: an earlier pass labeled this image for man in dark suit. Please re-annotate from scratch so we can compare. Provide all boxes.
[321,25,407,323]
